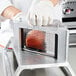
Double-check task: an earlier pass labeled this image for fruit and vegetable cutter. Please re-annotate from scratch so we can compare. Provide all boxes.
[11,21,75,76]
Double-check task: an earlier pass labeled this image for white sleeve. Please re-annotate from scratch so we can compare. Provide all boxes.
[0,0,12,15]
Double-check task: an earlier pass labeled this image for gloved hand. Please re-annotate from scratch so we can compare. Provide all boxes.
[0,12,27,49]
[28,0,54,26]
[11,12,27,23]
[0,19,13,49]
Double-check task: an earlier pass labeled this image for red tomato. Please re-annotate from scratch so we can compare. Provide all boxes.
[26,30,45,50]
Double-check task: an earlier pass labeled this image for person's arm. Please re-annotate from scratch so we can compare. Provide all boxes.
[42,0,59,6]
[1,6,21,19]
[0,0,21,19]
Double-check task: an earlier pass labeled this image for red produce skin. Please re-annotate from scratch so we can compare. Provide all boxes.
[26,30,45,50]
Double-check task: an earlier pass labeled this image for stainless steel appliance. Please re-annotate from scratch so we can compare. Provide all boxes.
[62,0,76,46]
[13,21,68,62]
[11,20,76,76]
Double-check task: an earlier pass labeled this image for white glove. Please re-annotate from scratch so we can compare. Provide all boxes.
[11,12,27,23]
[29,0,54,26]
[0,19,13,49]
